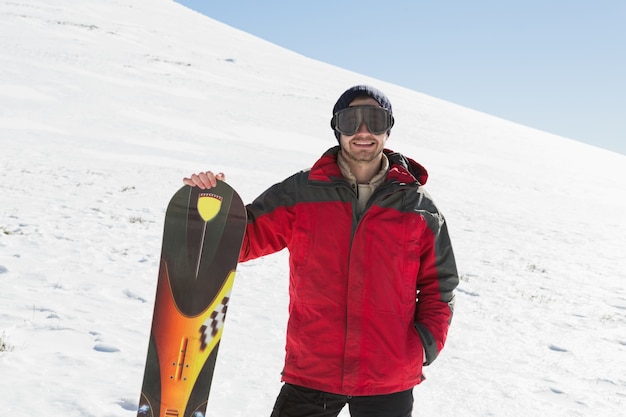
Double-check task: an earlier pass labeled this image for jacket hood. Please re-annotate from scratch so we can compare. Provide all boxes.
[309,147,428,186]
[385,149,428,185]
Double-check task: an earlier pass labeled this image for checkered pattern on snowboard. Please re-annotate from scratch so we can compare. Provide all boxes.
[199,295,230,351]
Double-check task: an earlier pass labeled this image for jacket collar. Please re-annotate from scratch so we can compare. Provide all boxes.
[308,146,428,186]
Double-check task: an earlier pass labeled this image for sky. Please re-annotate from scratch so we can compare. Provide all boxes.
[175,0,626,155]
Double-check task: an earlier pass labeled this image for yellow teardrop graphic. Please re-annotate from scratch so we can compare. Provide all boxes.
[197,193,223,222]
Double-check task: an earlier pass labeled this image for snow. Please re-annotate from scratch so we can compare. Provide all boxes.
[1,0,625,416]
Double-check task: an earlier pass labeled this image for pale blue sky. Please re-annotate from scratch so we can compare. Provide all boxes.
[176,0,625,155]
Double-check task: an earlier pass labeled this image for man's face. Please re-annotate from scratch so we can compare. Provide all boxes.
[339,97,389,165]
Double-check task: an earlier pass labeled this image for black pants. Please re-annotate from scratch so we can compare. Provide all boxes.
[270,383,413,417]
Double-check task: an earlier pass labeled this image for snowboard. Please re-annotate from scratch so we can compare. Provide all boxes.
[137,182,246,417]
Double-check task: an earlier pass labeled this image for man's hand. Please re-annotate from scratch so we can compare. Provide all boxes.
[182,171,225,189]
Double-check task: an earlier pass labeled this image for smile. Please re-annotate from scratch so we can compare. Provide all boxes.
[351,140,376,147]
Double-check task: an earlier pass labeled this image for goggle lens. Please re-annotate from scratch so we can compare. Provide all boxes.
[332,106,394,136]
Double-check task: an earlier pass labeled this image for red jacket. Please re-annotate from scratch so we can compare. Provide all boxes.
[239,147,458,396]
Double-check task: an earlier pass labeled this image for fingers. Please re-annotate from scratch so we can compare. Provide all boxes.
[182,171,226,189]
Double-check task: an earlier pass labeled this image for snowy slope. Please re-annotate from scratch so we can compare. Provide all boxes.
[1,0,625,416]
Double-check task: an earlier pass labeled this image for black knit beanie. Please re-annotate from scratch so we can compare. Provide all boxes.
[331,85,393,140]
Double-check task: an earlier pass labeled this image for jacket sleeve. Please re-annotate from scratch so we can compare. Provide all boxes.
[414,207,458,366]
[238,175,299,262]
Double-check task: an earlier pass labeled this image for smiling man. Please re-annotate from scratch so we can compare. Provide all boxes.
[184,85,459,417]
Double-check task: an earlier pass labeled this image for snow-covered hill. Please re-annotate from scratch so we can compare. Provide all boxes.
[1,0,624,416]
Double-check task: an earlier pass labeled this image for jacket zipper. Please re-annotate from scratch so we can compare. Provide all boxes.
[341,180,400,392]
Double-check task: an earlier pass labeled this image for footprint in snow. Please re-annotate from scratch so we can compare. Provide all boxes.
[94,344,120,353]
[548,344,568,353]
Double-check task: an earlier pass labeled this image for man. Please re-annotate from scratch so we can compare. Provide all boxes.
[184,85,458,417]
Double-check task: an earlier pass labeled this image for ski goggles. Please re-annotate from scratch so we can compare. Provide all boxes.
[331,106,394,136]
